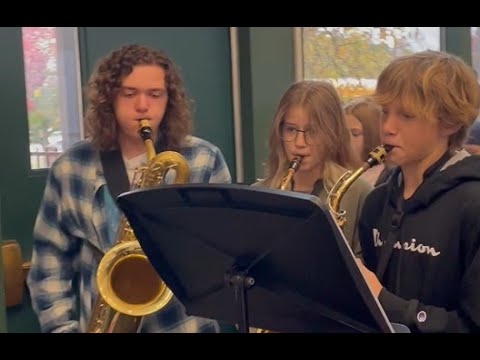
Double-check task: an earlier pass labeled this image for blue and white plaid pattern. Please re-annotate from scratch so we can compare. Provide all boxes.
[26,136,232,333]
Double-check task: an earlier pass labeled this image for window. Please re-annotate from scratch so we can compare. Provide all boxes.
[22,27,83,170]
[472,27,480,77]
[300,27,441,103]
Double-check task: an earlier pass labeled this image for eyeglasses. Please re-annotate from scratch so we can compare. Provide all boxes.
[280,124,321,145]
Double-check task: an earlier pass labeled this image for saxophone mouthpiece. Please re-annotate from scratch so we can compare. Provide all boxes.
[289,156,303,171]
[278,156,303,190]
[138,119,153,141]
[365,144,391,167]
[383,144,393,153]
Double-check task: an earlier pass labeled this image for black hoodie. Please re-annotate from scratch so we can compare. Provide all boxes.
[358,150,480,333]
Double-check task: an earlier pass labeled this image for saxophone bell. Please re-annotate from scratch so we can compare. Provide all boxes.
[96,241,173,317]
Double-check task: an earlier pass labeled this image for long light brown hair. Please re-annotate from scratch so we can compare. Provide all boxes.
[344,95,382,164]
[262,80,356,189]
[84,44,192,151]
[374,50,480,150]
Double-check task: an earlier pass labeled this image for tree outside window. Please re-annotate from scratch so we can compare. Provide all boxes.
[22,27,82,170]
[302,27,440,103]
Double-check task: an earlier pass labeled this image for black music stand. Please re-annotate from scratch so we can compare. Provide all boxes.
[117,184,396,333]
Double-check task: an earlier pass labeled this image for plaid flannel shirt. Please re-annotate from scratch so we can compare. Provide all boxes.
[26,136,232,333]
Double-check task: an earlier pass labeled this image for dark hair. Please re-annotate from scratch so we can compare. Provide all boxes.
[84,44,192,151]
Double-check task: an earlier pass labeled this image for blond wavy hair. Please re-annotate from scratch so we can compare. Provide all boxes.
[374,50,480,150]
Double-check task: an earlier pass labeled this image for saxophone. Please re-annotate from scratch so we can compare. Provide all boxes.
[327,144,391,229]
[255,145,390,333]
[88,119,190,333]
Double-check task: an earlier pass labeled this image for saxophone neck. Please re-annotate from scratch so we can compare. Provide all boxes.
[338,144,392,188]
[327,144,392,228]
[138,119,156,161]
[279,156,303,190]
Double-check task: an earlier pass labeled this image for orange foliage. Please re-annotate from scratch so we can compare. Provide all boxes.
[336,85,374,103]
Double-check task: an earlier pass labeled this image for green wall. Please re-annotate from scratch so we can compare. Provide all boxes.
[0,196,6,333]
[445,27,472,64]
[0,27,45,333]
[238,27,296,184]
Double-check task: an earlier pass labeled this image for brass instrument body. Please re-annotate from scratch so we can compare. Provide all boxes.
[88,119,190,333]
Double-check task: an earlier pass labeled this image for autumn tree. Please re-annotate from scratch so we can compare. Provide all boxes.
[303,27,429,102]
[22,27,59,146]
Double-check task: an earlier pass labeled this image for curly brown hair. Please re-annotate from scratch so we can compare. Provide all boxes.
[84,44,192,151]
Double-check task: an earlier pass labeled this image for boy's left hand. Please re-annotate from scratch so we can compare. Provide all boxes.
[355,258,383,298]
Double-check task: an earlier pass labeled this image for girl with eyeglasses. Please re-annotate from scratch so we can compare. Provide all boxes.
[254,80,372,257]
